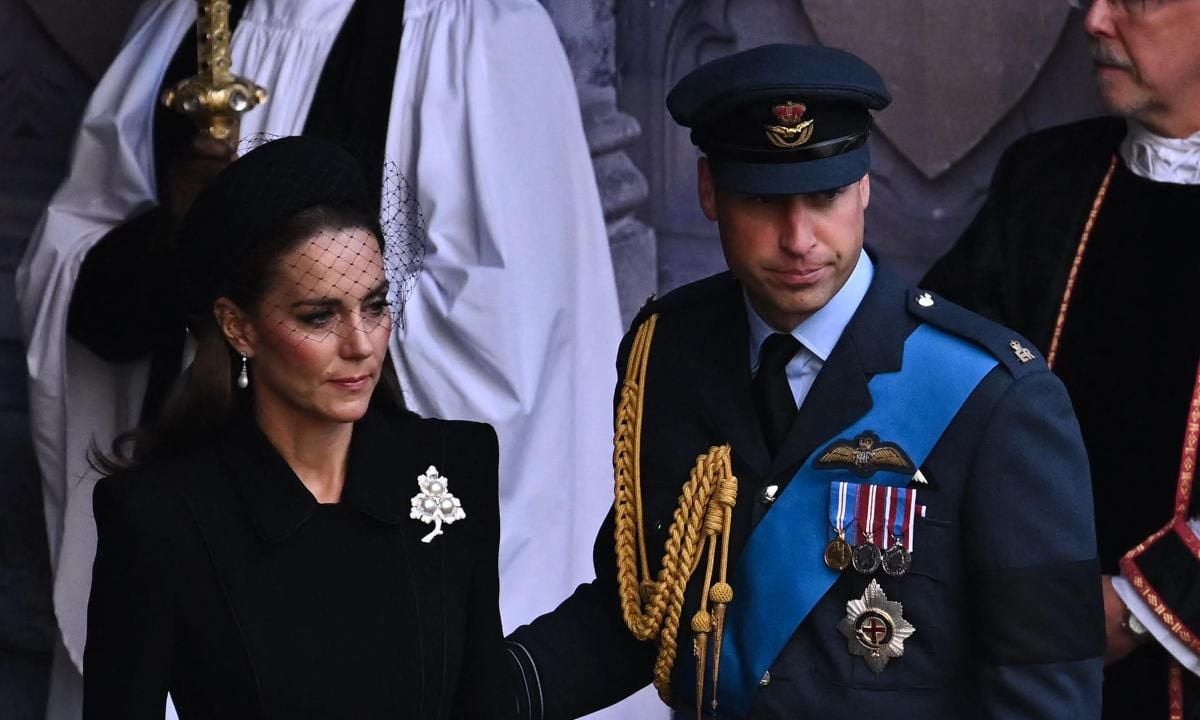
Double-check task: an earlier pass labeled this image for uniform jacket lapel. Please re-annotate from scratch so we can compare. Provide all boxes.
[693,280,772,480]
[771,262,915,478]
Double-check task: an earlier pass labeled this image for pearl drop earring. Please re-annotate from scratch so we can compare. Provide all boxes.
[237,354,249,389]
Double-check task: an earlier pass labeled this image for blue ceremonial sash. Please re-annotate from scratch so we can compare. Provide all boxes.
[714,323,997,716]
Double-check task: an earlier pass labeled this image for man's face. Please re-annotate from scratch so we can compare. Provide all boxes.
[1084,0,1200,135]
[698,158,869,332]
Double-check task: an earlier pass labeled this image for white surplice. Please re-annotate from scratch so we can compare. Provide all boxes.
[19,1,661,717]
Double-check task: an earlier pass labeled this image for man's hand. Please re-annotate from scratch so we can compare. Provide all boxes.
[1103,574,1141,665]
[168,134,237,222]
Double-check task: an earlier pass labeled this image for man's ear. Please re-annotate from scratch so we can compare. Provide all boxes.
[213,298,257,357]
[858,174,871,210]
[698,156,719,221]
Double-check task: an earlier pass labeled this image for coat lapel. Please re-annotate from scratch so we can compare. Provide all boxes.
[345,409,445,720]
[692,279,772,479]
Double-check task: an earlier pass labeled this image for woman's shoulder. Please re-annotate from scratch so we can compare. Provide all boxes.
[374,409,500,532]
[93,444,222,527]
[428,417,498,453]
[377,407,499,456]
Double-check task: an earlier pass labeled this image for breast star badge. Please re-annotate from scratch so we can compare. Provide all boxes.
[409,465,466,543]
[838,579,915,673]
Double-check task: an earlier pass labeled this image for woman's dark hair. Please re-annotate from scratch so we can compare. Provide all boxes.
[96,137,410,474]
[94,202,406,475]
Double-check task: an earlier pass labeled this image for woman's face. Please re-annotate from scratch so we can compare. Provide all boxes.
[242,226,392,427]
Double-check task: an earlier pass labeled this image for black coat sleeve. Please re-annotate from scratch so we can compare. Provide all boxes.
[83,475,176,719]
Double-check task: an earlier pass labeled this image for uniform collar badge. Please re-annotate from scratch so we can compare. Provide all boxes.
[815,431,916,478]
[838,579,915,673]
[766,100,815,148]
[409,465,466,543]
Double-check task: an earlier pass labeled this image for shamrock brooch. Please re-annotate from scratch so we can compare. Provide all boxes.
[409,465,466,543]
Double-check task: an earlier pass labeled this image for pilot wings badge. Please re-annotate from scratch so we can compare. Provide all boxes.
[815,431,916,478]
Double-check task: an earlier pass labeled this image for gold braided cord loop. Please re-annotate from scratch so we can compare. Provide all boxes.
[614,314,657,635]
[612,313,739,711]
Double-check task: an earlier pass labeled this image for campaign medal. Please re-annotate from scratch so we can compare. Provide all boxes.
[882,541,912,577]
[852,536,882,574]
[881,487,918,576]
[851,483,882,574]
[825,530,853,571]
[825,481,855,571]
[838,579,916,673]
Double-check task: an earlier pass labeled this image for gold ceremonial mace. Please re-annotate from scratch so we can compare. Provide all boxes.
[161,0,268,141]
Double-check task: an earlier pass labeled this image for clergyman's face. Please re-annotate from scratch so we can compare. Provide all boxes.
[698,158,869,332]
[1084,0,1200,135]
[244,227,392,427]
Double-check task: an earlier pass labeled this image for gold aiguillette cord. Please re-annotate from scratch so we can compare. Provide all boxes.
[613,313,738,717]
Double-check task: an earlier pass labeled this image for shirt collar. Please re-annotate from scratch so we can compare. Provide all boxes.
[746,249,874,366]
[1121,120,1200,185]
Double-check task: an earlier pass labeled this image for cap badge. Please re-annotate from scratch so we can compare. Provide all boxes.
[838,579,915,673]
[815,431,916,478]
[409,465,466,543]
[766,101,815,148]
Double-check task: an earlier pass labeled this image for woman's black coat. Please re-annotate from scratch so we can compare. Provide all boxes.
[83,405,513,719]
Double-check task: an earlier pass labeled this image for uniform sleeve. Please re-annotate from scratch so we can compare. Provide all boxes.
[82,477,175,719]
[962,370,1104,718]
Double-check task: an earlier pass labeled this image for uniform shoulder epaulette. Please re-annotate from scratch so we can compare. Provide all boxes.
[906,289,1046,379]
[628,272,737,332]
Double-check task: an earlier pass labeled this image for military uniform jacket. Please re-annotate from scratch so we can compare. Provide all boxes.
[83,406,515,720]
[508,263,1104,719]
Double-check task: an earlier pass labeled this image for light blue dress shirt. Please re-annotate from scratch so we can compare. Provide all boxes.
[745,250,874,409]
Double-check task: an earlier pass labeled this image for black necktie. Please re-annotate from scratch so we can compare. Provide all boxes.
[752,333,801,456]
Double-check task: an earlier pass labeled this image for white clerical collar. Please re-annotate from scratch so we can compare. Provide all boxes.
[1121,120,1200,185]
[746,250,875,364]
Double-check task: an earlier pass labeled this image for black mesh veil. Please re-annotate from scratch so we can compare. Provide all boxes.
[178,134,424,351]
